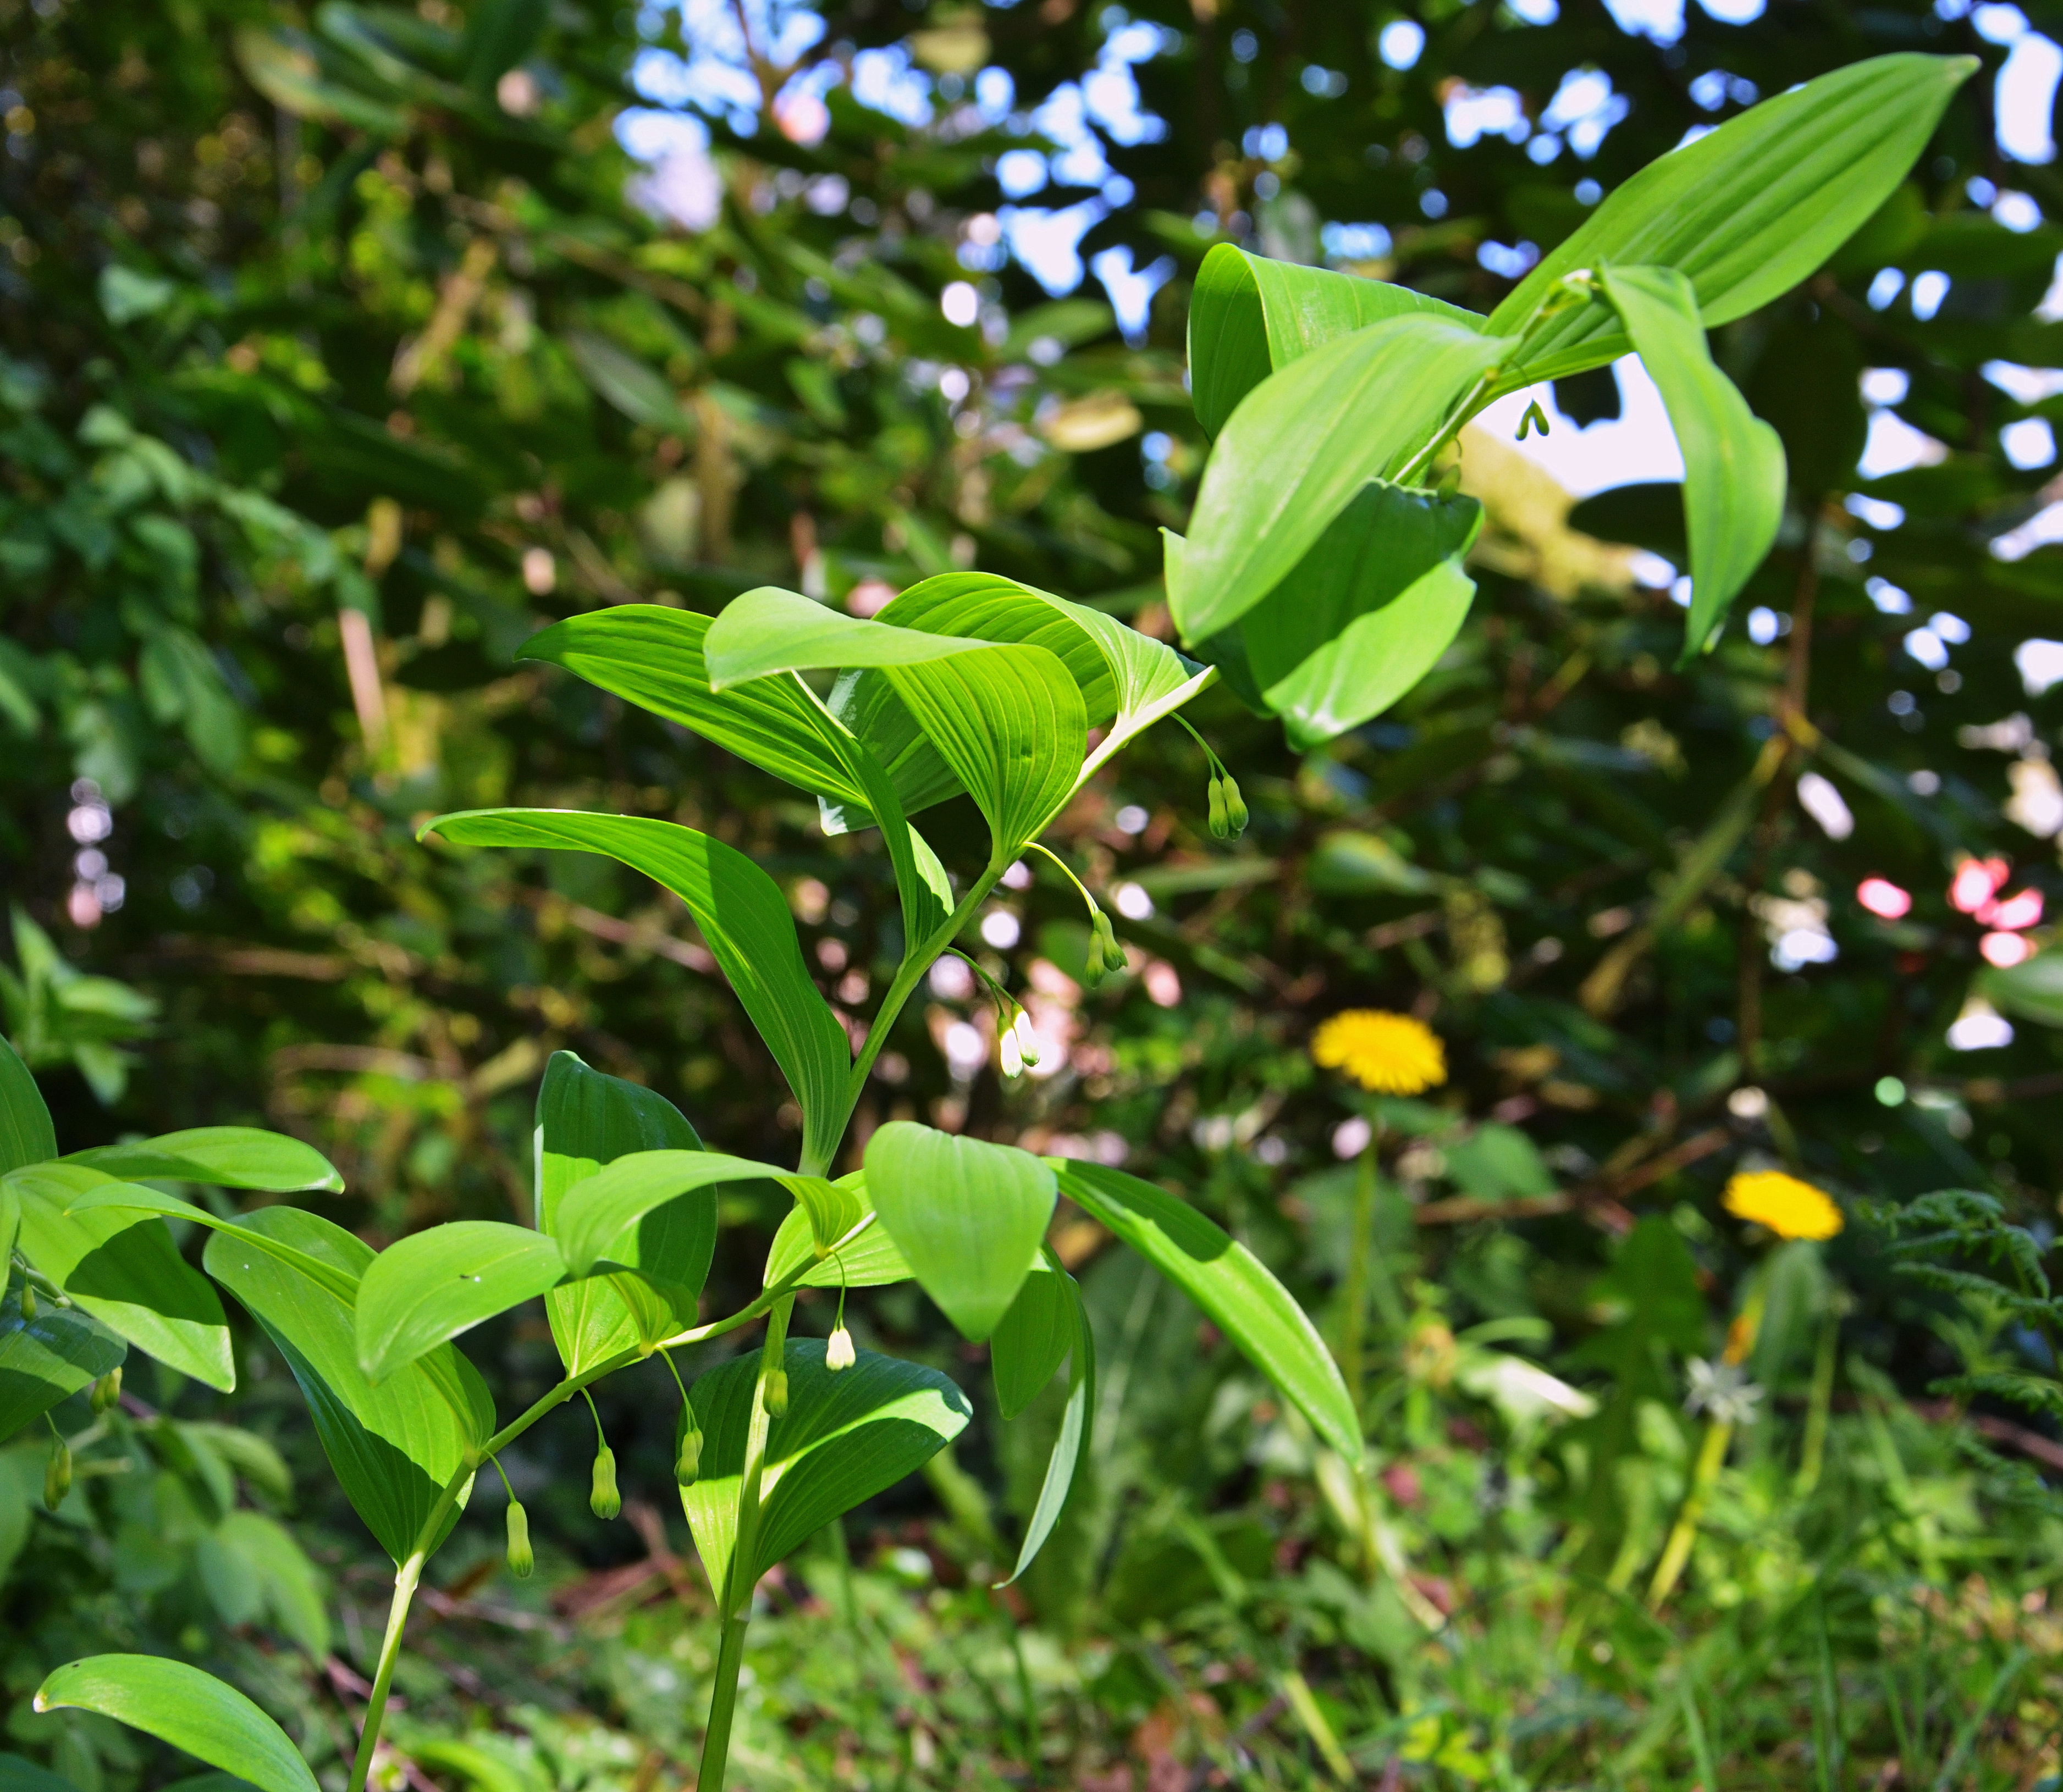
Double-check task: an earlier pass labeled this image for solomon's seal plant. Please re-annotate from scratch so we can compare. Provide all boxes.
[14,49,1971,1792]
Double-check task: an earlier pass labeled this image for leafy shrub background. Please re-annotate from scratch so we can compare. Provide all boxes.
[7,0,2063,1784]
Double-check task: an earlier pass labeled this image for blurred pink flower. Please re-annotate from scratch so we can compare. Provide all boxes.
[1856,877,1912,920]
[1950,856,2010,915]
[1988,887,2044,931]
[1982,931,2037,967]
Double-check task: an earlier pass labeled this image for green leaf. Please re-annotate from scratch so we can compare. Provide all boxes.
[8,1165,234,1390]
[0,1275,126,1443]
[1976,953,2063,1027]
[63,1128,343,1193]
[703,585,995,688]
[355,1221,567,1383]
[1486,53,1976,391]
[1052,1160,1359,1458]
[0,1038,54,1177]
[990,1256,1075,1421]
[824,573,1207,835]
[423,810,851,1174]
[555,1148,813,1277]
[564,331,698,433]
[213,1511,330,1660]
[56,1182,361,1305]
[1170,315,1514,644]
[886,647,1086,859]
[679,1340,970,1600]
[763,1183,911,1288]
[518,606,868,810]
[535,1050,716,1374]
[0,1754,74,1792]
[1188,244,1483,438]
[1195,480,1482,749]
[203,1208,487,1563]
[865,1123,1055,1341]
[1599,266,1785,663]
[34,1656,318,1792]
[790,1176,865,1258]
[999,1262,1092,1587]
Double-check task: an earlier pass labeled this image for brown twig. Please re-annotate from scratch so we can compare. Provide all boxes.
[1413,1126,1728,1226]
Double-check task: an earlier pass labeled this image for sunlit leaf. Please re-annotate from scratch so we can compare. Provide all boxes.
[203,1209,487,1564]
[1187,480,1483,748]
[763,1182,911,1289]
[1189,244,1482,438]
[535,1050,716,1373]
[422,809,851,1174]
[1171,315,1513,644]
[355,1221,567,1383]
[35,1656,318,1792]
[8,1164,234,1390]
[865,1123,1055,1341]
[518,606,867,809]
[1487,53,1976,390]
[1052,1160,1359,1458]
[555,1148,815,1278]
[63,1127,343,1193]
[680,1340,970,1604]
[1600,266,1784,663]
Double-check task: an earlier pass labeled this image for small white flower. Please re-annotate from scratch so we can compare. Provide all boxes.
[825,1325,856,1372]
[999,1027,1025,1078]
[1684,1357,1763,1426]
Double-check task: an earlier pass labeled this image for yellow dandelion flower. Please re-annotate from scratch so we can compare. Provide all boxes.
[1312,1009,1446,1096]
[1722,1169,1843,1242]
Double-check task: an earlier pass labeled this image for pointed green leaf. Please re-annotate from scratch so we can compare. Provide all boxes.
[422,810,851,1174]
[1599,266,1785,663]
[702,585,996,688]
[887,648,1086,858]
[763,1186,911,1288]
[679,1340,970,1599]
[8,1165,234,1390]
[203,1209,487,1563]
[1171,315,1514,645]
[823,573,1207,834]
[990,1256,1076,1421]
[536,1051,716,1374]
[1189,243,1483,438]
[1205,480,1483,748]
[63,1128,343,1193]
[998,1262,1093,1587]
[790,1176,864,1258]
[865,1123,1055,1341]
[518,606,869,810]
[355,1222,567,1383]
[56,1181,362,1303]
[1052,1160,1359,1459]
[1487,53,1976,391]
[0,1275,125,1443]
[35,1656,318,1792]
[0,1039,54,1177]
[555,1148,813,1277]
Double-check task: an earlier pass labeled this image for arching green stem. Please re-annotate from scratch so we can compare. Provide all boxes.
[697,1293,794,1792]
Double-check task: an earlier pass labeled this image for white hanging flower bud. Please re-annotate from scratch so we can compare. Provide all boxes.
[825,1325,856,1372]
[999,1025,1024,1079]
